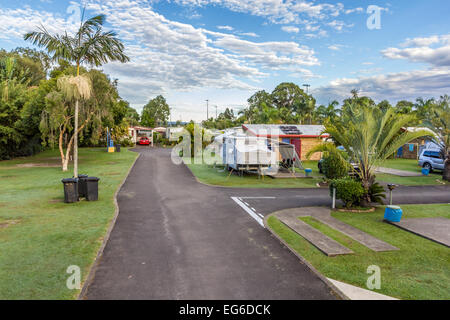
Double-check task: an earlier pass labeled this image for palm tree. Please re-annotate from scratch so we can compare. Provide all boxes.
[24,14,129,176]
[307,103,432,203]
[424,96,450,181]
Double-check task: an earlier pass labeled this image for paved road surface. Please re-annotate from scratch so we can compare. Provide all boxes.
[85,148,450,299]
[85,148,337,299]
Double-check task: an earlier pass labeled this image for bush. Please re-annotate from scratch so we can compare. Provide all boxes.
[322,152,349,180]
[118,137,134,147]
[329,177,364,208]
[368,181,386,204]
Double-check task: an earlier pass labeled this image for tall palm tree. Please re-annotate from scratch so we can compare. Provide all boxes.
[424,96,450,181]
[307,103,432,202]
[24,14,129,176]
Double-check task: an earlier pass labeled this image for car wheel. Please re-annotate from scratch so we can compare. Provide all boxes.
[423,162,433,172]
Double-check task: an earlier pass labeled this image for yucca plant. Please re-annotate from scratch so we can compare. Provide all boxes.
[308,103,433,203]
[24,13,129,176]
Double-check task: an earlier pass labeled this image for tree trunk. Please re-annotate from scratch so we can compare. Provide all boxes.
[74,99,79,178]
[443,153,450,181]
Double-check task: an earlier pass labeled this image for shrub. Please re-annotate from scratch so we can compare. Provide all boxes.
[119,137,134,147]
[322,152,349,179]
[368,181,386,204]
[329,177,364,208]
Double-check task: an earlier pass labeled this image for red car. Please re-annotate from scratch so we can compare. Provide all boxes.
[137,136,151,145]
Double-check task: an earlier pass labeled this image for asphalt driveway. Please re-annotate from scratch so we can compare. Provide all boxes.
[85,148,337,299]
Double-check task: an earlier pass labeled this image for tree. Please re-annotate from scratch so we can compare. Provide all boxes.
[395,100,414,114]
[40,75,92,171]
[141,95,170,127]
[24,14,129,176]
[307,103,431,204]
[315,100,340,123]
[377,100,392,113]
[271,82,313,122]
[424,95,450,181]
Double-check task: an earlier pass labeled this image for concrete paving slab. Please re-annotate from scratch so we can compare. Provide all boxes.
[375,167,422,177]
[327,278,398,300]
[277,211,354,256]
[314,213,398,252]
[267,172,310,179]
[388,217,450,247]
[275,207,397,253]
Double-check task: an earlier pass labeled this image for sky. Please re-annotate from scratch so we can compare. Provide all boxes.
[0,0,449,121]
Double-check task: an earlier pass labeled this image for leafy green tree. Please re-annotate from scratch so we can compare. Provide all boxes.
[377,100,392,113]
[395,100,414,114]
[271,82,313,123]
[141,95,170,127]
[24,14,129,176]
[314,100,340,123]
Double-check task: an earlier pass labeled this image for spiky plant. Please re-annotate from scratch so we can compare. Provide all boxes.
[307,103,433,202]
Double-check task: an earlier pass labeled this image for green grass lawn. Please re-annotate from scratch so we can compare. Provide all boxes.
[374,159,448,186]
[382,159,422,172]
[268,204,450,300]
[0,148,137,299]
[185,160,323,188]
[376,172,448,186]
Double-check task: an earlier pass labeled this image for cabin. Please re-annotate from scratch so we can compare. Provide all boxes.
[128,125,154,145]
[242,124,329,160]
[396,127,436,159]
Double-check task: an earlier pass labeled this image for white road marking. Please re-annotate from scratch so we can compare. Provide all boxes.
[231,197,265,228]
[239,197,276,199]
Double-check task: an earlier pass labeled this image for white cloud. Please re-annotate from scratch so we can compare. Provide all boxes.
[328,44,343,51]
[382,34,450,67]
[217,25,233,31]
[4,0,317,107]
[0,6,78,40]
[281,26,299,34]
[344,7,363,14]
[174,0,345,24]
[238,32,259,38]
[314,67,450,103]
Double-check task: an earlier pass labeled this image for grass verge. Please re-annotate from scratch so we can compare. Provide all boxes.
[0,148,138,299]
[376,173,448,186]
[382,159,422,172]
[267,204,450,300]
[185,160,323,188]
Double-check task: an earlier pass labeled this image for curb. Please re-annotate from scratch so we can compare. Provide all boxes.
[263,213,350,300]
[77,151,141,300]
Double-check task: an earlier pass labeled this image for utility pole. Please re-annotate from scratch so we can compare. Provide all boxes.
[215,105,218,119]
[206,99,209,120]
[303,84,311,94]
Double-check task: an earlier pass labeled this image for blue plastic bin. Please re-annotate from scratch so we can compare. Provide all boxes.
[305,168,312,177]
[384,206,403,222]
[422,168,429,176]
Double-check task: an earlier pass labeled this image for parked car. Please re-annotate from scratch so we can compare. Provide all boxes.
[418,149,444,172]
[137,136,151,146]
